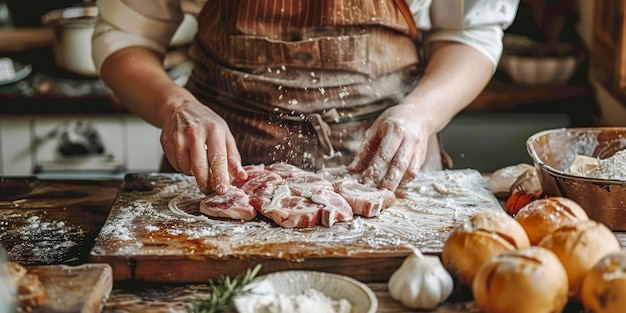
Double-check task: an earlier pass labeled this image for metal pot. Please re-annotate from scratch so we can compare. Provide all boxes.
[41,5,99,76]
[41,5,197,77]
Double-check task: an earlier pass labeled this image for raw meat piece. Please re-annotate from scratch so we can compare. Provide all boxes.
[239,171,282,196]
[285,173,334,198]
[318,166,396,217]
[334,180,396,217]
[310,188,354,226]
[232,164,268,188]
[257,184,322,228]
[266,162,309,178]
[250,182,290,214]
[199,188,257,220]
[198,162,396,227]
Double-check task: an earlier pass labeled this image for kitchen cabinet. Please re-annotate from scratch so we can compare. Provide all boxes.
[0,56,190,178]
[0,115,162,178]
[591,0,626,97]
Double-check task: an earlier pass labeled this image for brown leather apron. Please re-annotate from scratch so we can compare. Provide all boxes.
[162,0,451,172]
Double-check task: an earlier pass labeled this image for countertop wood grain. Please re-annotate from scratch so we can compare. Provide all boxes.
[0,177,620,312]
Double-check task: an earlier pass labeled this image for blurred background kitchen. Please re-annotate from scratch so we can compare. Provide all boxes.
[0,0,622,179]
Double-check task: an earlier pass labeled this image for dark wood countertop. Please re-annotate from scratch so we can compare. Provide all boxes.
[1,177,621,312]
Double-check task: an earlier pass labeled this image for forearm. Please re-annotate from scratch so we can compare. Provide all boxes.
[404,40,494,134]
[99,47,194,128]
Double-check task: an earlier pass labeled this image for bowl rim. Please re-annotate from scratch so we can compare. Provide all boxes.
[526,127,626,185]
[246,270,378,313]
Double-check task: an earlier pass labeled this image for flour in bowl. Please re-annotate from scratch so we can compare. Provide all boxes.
[587,149,626,180]
[577,149,626,181]
[234,281,352,313]
[241,289,351,313]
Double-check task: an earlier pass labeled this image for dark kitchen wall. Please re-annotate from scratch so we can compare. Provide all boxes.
[6,0,78,27]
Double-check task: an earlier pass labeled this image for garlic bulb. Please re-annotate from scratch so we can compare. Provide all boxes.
[388,245,453,309]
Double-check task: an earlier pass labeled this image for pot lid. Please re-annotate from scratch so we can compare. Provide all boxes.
[41,6,99,27]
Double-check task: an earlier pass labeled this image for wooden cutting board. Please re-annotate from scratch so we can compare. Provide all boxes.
[25,263,112,313]
[90,169,504,283]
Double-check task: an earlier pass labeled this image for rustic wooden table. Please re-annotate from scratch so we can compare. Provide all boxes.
[0,177,621,312]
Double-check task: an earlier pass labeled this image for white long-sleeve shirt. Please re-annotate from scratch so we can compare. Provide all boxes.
[92,0,519,74]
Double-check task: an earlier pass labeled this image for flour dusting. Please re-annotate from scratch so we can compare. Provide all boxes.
[91,170,502,259]
[0,215,82,264]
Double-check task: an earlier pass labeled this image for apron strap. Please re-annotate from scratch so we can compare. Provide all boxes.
[305,112,336,156]
[393,0,419,41]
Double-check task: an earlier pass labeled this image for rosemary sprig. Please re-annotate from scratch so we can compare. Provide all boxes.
[191,264,263,313]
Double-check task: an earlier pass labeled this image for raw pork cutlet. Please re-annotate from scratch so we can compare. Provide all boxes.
[201,164,279,220]
[310,188,354,226]
[253,184,323,228]
[199,188,257,220]
[252,179,353,227]
[334,180,395,217]
[266,163,353,226]
[318,166,396,217]
[265,162,310,178]
[199,163,355,227]
[284,173,334,197]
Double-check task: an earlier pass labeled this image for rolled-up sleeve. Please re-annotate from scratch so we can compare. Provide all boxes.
[92,0,185,74]
[413,0,520,69]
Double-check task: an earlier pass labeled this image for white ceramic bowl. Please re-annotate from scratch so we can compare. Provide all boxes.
[501,54,577,85]
[234,270,378,313]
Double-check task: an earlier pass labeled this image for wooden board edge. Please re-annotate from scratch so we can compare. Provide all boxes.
[26,263,114,313]
[84,264,113,313]
[89,255,406,283]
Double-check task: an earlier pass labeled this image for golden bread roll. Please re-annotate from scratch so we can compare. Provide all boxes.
[472,247,569,313]
[581,250,626,313]
[2,262,49,310]
[538,220,621,299]
[5,261,27,284]
[17,273,49,308]
[514,197,588,245]
[442,210,530,287]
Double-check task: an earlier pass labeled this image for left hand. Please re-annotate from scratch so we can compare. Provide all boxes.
[348,103,430,191]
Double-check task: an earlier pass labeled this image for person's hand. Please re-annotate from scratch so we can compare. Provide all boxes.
[160,99,247,194]
[348,103,430,192]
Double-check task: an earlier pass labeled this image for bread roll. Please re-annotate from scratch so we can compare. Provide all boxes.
[17,273,49,308]
[442,211,530,287]
[581,250,626,313]
[538,220,621,299]
[3,262,49,310]
[5,262,27,284]
[514,197,588,245]
[472,247,569,313]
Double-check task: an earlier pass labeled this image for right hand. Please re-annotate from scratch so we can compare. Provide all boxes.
[160,99,247,194]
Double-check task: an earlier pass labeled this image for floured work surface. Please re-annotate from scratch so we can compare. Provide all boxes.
[24,263,113,313]
[90,169,502,283]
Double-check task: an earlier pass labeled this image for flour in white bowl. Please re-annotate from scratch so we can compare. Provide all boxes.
[234,280,352,313]
[241,289,351,313]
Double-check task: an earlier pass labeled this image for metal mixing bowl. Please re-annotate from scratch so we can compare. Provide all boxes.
[526,127,626,230]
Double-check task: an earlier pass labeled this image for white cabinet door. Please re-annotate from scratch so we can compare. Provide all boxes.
[0,117,32,176]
